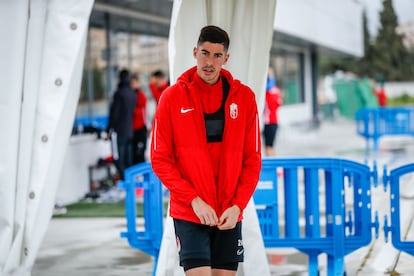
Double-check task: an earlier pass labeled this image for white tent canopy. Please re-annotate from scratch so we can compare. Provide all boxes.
[157,0,277,275]
[169,0,276,101]
[0,1,94,275]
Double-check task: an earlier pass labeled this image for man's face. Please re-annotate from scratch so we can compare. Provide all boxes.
[193,41,229,85]
[130,78,139,89]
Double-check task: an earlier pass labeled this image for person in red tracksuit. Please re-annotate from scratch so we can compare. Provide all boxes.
[373,83,387,107]
[150,25,261,276]
[149,69,169,104]
[130,73,148,164]
[263,68,282,156]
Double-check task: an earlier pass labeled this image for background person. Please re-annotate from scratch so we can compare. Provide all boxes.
[263,68,282,156]
[107,69,136,180]
[130,73,148,164]
[149,69,169,104]
[372,81,387,107]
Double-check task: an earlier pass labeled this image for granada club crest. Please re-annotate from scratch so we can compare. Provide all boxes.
[230,103,238,119]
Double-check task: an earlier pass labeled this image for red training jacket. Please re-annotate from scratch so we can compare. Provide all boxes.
[132,89,147,130]
[263,86,282,124]
[150,82,169,104]
[150,66,262,224]
[373,87,387,107]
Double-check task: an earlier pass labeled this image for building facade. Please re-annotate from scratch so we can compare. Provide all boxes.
[59,0,364,205]
[80,0,363,125]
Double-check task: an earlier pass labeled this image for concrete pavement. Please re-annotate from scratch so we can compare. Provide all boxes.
[33,118,414,275]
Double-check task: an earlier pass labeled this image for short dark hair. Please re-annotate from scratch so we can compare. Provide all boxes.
[119,69,130,82]
[197,25,230,52]
[151,70,165,78]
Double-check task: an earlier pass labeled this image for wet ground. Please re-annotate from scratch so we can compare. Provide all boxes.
[33,118,414,275]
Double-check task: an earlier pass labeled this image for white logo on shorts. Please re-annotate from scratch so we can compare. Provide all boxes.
[237,239,244,255]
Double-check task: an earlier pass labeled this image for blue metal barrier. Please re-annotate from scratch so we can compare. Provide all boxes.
[118,158,414,276]
[355,107,414,152]
[383,163,414,256]
[254,158,378,275]
[117,162,163,276]
[74,115,108,131]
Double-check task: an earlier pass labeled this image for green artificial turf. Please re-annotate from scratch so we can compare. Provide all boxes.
[53,201,143,218]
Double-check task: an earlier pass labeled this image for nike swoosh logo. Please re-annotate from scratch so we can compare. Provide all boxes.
[236,249,244,255]
[181,107,194,113]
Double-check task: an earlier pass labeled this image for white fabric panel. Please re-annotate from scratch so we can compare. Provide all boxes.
[155,206,181,276]
[169,0,275,99]
[169,0,275,121]
[168,0,208,83]
[225,0,277,119]
[0,0,30,272]
[159,1,276,275]
[0,0,94,275]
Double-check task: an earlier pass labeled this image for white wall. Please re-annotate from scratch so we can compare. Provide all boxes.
[279,103,312,126]
[55,135,112,205]
[275,0,363,57]
[274,43,315,126]
[385,82,414,98]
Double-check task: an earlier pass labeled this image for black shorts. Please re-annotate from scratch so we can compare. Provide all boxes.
[173,219,243,271]
[264,124,278,147]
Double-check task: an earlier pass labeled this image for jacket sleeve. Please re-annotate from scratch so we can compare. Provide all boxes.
[232,91,262,211]
[150,91,198,206]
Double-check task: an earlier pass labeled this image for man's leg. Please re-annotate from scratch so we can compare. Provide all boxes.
[185,267,211,276]
[212,269,237,276]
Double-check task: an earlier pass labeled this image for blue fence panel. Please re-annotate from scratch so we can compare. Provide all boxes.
[254,158,376,275]
[74,115,108,131]
[117,162,163,276]
[383,163,414,256]
[355,107,414,151]
[118,158,414,276]
[253,163,279,241]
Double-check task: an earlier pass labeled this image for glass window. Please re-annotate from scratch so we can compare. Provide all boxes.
[75,27,169,134]
[270,52,304,105]
[78,28,107,120]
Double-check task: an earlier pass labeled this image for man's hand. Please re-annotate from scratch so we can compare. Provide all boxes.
[191,197,219,226]
[217,205,241,230]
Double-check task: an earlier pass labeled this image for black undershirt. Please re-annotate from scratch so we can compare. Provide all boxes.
[204,77,230,142]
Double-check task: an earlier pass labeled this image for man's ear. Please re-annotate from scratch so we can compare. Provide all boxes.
[223,53,230,65]
[193,47,197,58]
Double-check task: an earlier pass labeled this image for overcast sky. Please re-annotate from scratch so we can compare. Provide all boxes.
[360,0,414,36]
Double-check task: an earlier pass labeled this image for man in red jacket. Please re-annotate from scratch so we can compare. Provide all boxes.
[373,82,387,107]
[263,68,282,156]
[130,73,148,164]
[151,25,261,275]
[149,69,169,104]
